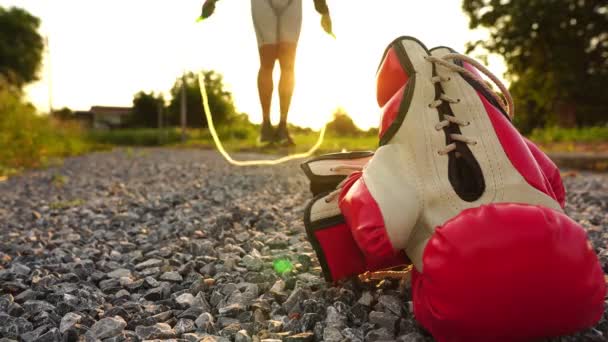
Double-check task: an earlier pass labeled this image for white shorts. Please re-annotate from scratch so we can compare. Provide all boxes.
[251,0,302,47]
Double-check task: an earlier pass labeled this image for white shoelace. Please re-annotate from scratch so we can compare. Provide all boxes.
[321,53,513,201]
[425,53,514,119]
[424,53,515,156]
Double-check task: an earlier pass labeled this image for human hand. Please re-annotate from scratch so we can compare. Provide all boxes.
[321,14,335,38]
[198,0,217,22]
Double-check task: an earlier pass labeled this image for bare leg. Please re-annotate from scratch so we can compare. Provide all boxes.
[257,44,278,125]
[278,42,297,126]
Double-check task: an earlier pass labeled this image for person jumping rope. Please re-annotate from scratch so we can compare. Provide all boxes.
[200,0,334,146]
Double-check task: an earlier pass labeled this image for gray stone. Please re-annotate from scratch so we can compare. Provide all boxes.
[59,312,82,333]
[174,318,196,335]
[323,327,344,342]
[397,332,427,342]
[135,323,175,339]
[176,293,195,307]
[89,316,127,339]
[0,314,32,338]
[241,255,263,271]
[195,312,215,331]
[20,324,49,342]
[325,306,346,329]
[118,276,134,287]
[135,258,163,270]
[144,276,160,288]
[234,329,252,342]
[210,291,223,307]
[182,332,208,342]
[399,318,416,335]
[358,291,374,307]
[0,294,14,311]
[212,190,225,203]
[160,271,183,282]
[217,317,239,328]
[187,335,230,342]
[192,292,212,311]
[114,289,130,299]
[11,263,31,276]
[284,332,314,342]
[144,287,164,301]
[14,290,37,303]
[178,307,205,320]
[369,311,398,332]
[99,278,121,292]
[107,268,132,279]
[365,327,394,341]
[341,328,364,342]
[267,320,283,332]
[225,290,244,306]
[301,312,322,332]
[220,283,238,296]
[140,267,161,277]
[151,310,173,323]
[282,288,306,314]
[378,295,402,316]
[23,300,55,313]
[126,279,144,291]
[7,302,24,316]
[218,303,245,317]
[33,328,60,342]
[219,323,241,339]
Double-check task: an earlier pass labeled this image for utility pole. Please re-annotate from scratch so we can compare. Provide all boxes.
[157,100,164,144]
[46,35,54,115]
[180,74,187,143]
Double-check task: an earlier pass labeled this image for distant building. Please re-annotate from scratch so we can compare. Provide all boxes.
[89,106,132,130]
[73,111,94,128]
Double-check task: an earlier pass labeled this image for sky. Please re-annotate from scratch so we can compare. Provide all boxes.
[1,0,507,130]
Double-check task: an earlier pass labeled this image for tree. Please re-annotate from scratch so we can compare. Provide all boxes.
[327,108,362,136]
[51,107,74,121]
[131,91,164,128]
[167,70,236,128]
[463,0,608,131]
[0,6,44,88]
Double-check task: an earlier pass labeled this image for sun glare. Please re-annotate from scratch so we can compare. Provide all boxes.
[6,0,507,131]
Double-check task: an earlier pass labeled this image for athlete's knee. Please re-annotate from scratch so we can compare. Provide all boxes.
[278,43,297,71]
[279,58,295,77]
[259,64,274,76]
[259,44,278,70]
[281,63,295,76]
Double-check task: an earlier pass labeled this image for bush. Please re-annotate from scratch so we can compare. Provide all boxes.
[326,109,363,137]
[0,81,92,175]
[89,128,183,146]
[529,126,608,144]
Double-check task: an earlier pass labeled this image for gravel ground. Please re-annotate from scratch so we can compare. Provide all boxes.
[0,148,606,342]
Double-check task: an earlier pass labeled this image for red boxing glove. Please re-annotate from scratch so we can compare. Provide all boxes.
[524,138,566,208]
[303,185,408,283]
[302,36,604,341]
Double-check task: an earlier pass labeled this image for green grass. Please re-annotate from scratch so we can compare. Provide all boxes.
[51,173,68,187]
[182,128,378,155]
[49,199,85,210]
[529,126,608,144]
[0,85,102,177]
[90,122,378,156]
[4,85,605,180]
[88,128,184,146]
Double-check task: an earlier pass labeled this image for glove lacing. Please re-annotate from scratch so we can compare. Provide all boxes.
[424,53,515,156]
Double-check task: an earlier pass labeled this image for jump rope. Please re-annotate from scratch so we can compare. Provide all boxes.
[195,11,333,167]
